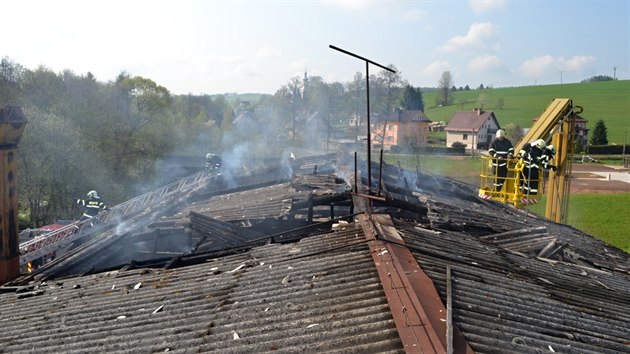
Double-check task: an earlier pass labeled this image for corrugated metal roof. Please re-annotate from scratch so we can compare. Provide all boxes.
[0,227,404,353]
[394,221,630,353]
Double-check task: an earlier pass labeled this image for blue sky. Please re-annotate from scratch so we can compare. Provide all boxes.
[2,0,628,95]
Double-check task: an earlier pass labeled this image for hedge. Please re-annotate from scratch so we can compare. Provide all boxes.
[585,145,629,154]
[390,145,466,155]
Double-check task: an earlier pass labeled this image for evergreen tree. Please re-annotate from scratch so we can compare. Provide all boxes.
[590,119,608,145]
[400,85,424,111]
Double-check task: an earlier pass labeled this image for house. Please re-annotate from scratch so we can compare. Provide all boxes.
[533,114,589,150]
[370,109,431,150]
[445,108,500,149]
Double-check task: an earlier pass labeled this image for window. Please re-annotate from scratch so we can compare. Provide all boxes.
[388,124,394,130]
[463,134,468,140]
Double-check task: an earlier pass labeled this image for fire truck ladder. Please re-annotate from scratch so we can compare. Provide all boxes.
[19,170,213,267]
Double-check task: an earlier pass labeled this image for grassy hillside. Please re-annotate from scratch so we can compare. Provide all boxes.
[528,194,630,253]
[423,80,630,144]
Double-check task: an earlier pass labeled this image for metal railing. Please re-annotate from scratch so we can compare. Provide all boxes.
[19,170,212,266]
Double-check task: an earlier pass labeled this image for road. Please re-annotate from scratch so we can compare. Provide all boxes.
[571,163,630,194]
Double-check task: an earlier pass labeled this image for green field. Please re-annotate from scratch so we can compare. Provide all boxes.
[422,80,630,145]
[528,194,630,253]
[384,153,629,253]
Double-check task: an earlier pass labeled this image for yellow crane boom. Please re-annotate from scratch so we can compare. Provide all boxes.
[479,98,582,224]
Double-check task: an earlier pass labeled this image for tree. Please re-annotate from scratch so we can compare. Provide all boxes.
[373,64,404,118]
[0,57,23,107]
[400,85,424,111]
[18,108,104,226]
[590,119,608,145]
[436,71,454,107]
[496,97,505,110]
[478,94,487,111]
[274,76,303,143]
[105,74,174,189]
[504,123,524,145]
[581,75,616,83]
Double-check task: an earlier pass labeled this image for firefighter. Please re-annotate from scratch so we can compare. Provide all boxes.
[77,190,107,225]
[541,145,557,171]
[518,139,547,195]
[205,153,223,174]
[488,129,514,191]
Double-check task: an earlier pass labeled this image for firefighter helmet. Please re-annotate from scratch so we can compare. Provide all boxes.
[87,190,98,198]
[546,145,556,155]
[496,129,505,138]
[534,139,546,149]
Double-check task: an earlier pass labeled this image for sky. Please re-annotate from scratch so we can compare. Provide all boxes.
[2,0,628,95]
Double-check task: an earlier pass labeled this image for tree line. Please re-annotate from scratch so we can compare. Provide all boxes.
[0,57,429,228]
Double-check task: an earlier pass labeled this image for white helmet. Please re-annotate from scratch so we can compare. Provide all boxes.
[205,153,212,159]
[87,190,98,198]
[533,139,546,149]
[546,145,556,155]
[496,129,505,138]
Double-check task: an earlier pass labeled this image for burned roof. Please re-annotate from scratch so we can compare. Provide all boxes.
[0,227,403,353]
[2,153,630,353]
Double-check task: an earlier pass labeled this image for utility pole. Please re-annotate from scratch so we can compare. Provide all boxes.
[560,71,563,84]
[613,66,617,80]
[329,45,395,193]
[624,130,627,168]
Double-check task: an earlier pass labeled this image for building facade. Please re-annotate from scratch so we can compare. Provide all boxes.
[445,108,500,150]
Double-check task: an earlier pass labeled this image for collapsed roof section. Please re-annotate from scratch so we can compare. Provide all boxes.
[22,154,349,279]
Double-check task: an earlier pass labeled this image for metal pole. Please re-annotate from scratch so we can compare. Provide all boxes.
[446,265,453,354]
[329,45,395,194]
[366,61,371,191]
[624,131,627,167]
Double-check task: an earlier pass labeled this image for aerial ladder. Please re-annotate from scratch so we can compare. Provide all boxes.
[19,169,215,272]
[479,98,582,223]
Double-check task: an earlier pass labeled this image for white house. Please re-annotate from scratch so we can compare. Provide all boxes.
[445,108,501,150]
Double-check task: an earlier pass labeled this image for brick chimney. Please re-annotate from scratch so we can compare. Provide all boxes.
[0,106,27,284]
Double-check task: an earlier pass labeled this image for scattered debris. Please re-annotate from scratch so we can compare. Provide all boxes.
[281,275,291,285]
[208,267,220,275]
[16,290,45,299]
[332,220,349,230]
[232,331,240,340]
[153,305,164,314]
[311,271,328,280]
[134,283,142,290]
[228,264,246,273]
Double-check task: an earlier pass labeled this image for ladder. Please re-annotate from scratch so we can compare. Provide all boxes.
[19,170,213,267]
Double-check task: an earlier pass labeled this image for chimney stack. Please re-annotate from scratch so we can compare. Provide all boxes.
[0,106,27,284]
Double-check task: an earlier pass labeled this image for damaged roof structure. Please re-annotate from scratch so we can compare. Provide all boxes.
[1,152,629,353]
